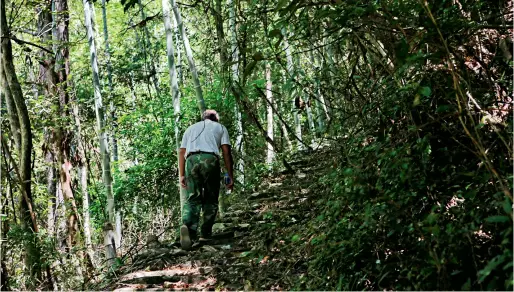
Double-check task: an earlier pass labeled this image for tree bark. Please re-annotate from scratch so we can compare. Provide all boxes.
[138,0,161,94]
[0,71,20,150]
[173,16,183,83]
[72,101,96,268]
[309,49,326,132]
[228,0,245,185]
[83,0,116,262]
[1,0,43,283]
[171,0,206,114]
[162,0,186,218]
[296,53,316,135]
[281,28,303,150]
[265,63,274,165]
[101,0,122,249]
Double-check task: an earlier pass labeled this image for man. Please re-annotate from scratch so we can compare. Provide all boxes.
[178,109,234,250]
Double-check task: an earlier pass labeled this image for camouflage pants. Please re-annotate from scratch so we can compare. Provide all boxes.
[182,153,220,239]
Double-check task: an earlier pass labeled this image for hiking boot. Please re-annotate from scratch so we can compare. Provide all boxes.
[180,225,192,251]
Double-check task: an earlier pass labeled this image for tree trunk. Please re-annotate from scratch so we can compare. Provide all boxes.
[265,63,274,165]
[72,101,96,268]
[279,76,293,151]
[36,4,57,244]
[171,0,206,114]
[138,0,161,94]
[173,16,183,83]
[281,28,303,150]
[228,0,245,185]
[52,0,83,251]
[162,0,186,218]
[309,49,326,133]
[101,0,121,249]
[101,0,119,162]
[1,0,43,284]
[0,70,20,150]
[296,53,315,135]
[83,0,116,262]
[1,151,10,291]
[45,133,57,237]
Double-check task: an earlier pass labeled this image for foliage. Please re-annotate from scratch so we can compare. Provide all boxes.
[0,0,511,289]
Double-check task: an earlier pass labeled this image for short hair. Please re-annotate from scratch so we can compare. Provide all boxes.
[203,109,219,122]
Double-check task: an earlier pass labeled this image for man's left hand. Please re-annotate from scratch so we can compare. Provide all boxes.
[180,176,187,188]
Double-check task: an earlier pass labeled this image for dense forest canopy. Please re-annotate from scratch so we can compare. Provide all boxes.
[0,0,512,290]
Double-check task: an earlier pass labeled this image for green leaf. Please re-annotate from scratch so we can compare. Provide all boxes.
[478,255,505,283]
[461,278,471,290]
[291,234,300,242]
[274,35,284,49]
[413,94,421,106]
[268,29,282,38]
[503,200,512,214]
[243,60,257,80]
[485,215,510,223]
[436,104,452,113]
[252,52,264,61]
[419,86,431,97]
[275,0,289,11]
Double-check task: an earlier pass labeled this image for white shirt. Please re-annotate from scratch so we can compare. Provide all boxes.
[180,120,230,157]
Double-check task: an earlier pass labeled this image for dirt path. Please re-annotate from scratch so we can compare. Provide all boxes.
[110,145,335,291]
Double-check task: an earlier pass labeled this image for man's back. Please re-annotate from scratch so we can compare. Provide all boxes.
[180,119,230,156]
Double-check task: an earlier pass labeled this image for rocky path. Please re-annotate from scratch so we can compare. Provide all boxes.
[111,145,335,291]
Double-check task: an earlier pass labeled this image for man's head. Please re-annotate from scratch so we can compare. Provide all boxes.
[203,109,219,122]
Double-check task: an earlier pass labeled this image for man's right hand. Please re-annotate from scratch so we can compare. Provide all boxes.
[226,176,234,190]
[180,176,187,188]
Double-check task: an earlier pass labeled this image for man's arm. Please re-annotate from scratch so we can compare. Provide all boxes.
[221,144,234,190]
[179,148,186,188]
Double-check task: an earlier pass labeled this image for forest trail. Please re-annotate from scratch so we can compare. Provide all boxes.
[109,144,335,291]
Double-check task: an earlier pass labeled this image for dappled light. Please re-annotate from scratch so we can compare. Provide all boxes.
[0,0,512,290]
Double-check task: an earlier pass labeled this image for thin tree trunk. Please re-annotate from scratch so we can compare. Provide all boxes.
[322,38,334,118]
[83,0,116,263]
[129,19,154,96]
[296,53,315,135]
[281,28,303,150]
[1,141,10,291]
[1,0,44,284]
[0,71,20,150]
[279,76,293,151]
[138,0,161,94]
[101,0,121,249]
[45,136,57,236]
[173,16,182,83]
[36,5,57,244]
[309,49,326,132]
[101,0,118,162]
[72,101,96,267]
[52,0,83,251]
[162,0,186,218]
[171,0,206,114]
[228,0,245,184]
[265,63,274,165]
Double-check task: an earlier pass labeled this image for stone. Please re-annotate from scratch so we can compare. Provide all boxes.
[212,223,229,233]
[296,172,307,179]
[201,245,218,253]
[219,244,232,250]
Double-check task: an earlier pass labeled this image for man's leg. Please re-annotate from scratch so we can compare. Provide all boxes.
[181,156,203,249]
[199,155,221,238]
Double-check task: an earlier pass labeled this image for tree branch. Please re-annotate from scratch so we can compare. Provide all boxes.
[2,36,53,54]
